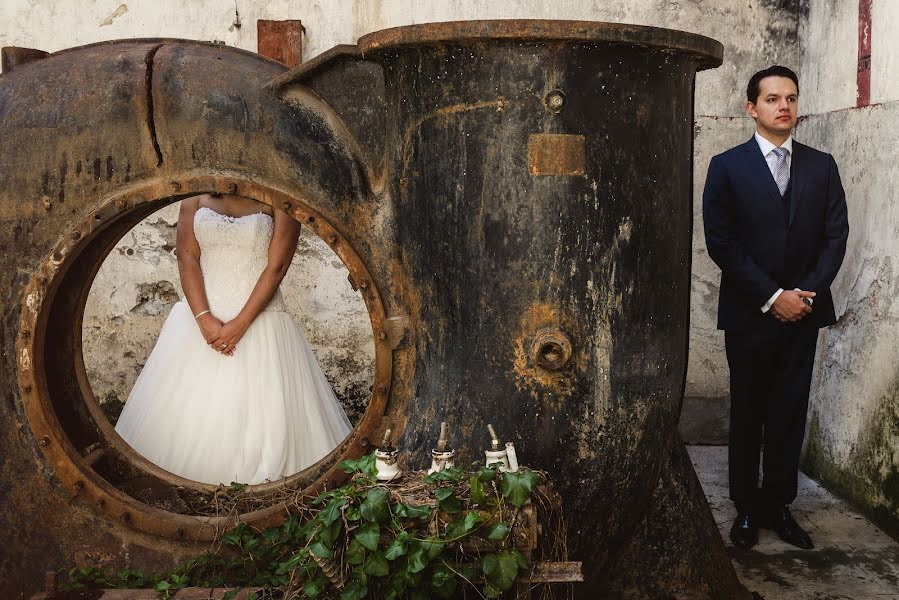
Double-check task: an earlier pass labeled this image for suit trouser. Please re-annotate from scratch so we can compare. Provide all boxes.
[724,326,819,514]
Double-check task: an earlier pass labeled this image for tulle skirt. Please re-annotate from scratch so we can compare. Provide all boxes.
[114,301,352,485]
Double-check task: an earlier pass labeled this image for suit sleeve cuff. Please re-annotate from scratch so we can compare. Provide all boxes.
[761,288,784,313]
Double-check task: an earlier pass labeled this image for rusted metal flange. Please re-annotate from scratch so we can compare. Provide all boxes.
[16,174,395,540]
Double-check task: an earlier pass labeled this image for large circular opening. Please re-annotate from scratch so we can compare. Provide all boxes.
[17,176,394,540]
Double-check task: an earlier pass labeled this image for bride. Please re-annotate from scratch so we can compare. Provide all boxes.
[114,193,352,485]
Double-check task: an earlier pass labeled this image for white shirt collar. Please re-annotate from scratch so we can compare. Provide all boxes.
[754,131,793,156]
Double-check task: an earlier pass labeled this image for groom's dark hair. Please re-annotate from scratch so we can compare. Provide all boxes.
[747,65,799,102]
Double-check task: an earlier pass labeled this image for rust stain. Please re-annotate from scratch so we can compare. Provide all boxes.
[400,98,509,190]
[527,133,586,176]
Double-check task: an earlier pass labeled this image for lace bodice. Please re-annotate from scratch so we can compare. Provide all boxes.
[193,207,286,320]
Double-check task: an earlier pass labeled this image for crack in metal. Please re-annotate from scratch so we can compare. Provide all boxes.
[144,44,165,166]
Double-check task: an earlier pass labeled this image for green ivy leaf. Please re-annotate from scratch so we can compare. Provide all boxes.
[360,487,390,523]
[339,579,368,600]
[481,550,521,591]
[478,464,500,482]
[446,510,482,539]
[469,475,487,505]
[363,550,390,577]
[460,562,480,581]
[317,520,344,550]
[422,466,464,484]
[384,532,409,560]
[483,583,503,598]
[510,547,529,570]
[346,506,362,522]
[430,562,458,599]
[321,496,348,526]
[346,538,367,565]
[422,538,445,560]
[394,502,431,519]
[435,488,461,513]
[499,469,540,508]
[303,576,326,599]
[338,453,377,478]
[384,573,406,599]
[406,543,430,574]
[309,541,333,559]
[262,527,282,543]
[485,522,510,541]
[354,522,381,551]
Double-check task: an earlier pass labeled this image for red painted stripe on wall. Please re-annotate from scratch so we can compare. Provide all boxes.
[857,0,872,107]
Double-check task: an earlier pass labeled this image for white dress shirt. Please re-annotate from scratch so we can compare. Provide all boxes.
[753,132,805,313]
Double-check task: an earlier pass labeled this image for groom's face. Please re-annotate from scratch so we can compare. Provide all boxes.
[746,75,798,136]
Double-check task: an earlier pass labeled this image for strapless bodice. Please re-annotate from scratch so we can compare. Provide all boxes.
[193,207,286,320]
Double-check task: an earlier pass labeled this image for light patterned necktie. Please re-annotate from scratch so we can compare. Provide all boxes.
[772,146,790,196]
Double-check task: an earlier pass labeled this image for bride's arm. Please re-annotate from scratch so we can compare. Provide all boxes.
[211,208,300,355]
[176,197,225,345]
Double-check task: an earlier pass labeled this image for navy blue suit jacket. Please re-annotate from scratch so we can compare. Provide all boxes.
[703,137,849,332]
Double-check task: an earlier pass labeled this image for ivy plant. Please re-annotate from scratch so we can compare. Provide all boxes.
[64,452,542,599]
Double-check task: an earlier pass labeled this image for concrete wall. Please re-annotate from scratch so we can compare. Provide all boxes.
[797,0,899,537]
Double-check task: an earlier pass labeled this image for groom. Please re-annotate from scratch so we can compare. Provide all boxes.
[702,65,849,550]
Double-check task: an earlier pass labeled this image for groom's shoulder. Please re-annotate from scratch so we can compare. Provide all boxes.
[709,139,752,166]
[793,139,831,160]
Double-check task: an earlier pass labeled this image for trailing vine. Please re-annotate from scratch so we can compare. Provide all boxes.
[64,452,545,599]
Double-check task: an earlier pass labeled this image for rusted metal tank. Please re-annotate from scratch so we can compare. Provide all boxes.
[0,21,750,599]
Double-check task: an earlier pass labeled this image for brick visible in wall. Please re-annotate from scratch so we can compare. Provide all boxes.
[857,0,872,107]
[257,20,304,67]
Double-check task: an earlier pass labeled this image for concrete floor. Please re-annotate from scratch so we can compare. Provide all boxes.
[687,446,899,600]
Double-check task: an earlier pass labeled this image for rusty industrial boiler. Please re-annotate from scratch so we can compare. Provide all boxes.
[0,20,752,599]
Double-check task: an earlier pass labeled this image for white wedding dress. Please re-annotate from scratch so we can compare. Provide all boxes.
[115,207,352,485]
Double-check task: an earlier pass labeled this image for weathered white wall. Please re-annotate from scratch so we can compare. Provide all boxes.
[871,0,899,104]
[796,0,899,534]
[798,0,859,114]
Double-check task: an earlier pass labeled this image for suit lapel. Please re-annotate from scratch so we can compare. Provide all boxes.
[789,142,807,228]
[740,138,783,206]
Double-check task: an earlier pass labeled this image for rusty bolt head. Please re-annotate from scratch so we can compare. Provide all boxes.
[328,233,338,244]
[95,499,106,509]
[359,279,369,290]
[115,198,127,208]
[377,386,387,395]
[531,328,573,371]
[23,384,32,394]
[42,196,52,211]
[176,527,185,538]
[120,512,131,523]
[545,89,566,113]
[73,480,84,492]
[39,435,50,446]
[228,183,238,194]
[378,330,387,341]
[307,215,316,223]
[360,437,371,448]
[20,329,30,340]
[171,181,182,192]
[282,201,292,210]
[70,230,82,241]
[94,213,103,221]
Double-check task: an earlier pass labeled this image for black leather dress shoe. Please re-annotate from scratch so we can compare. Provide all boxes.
[729,512,759,549]
[762,506,814,549]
